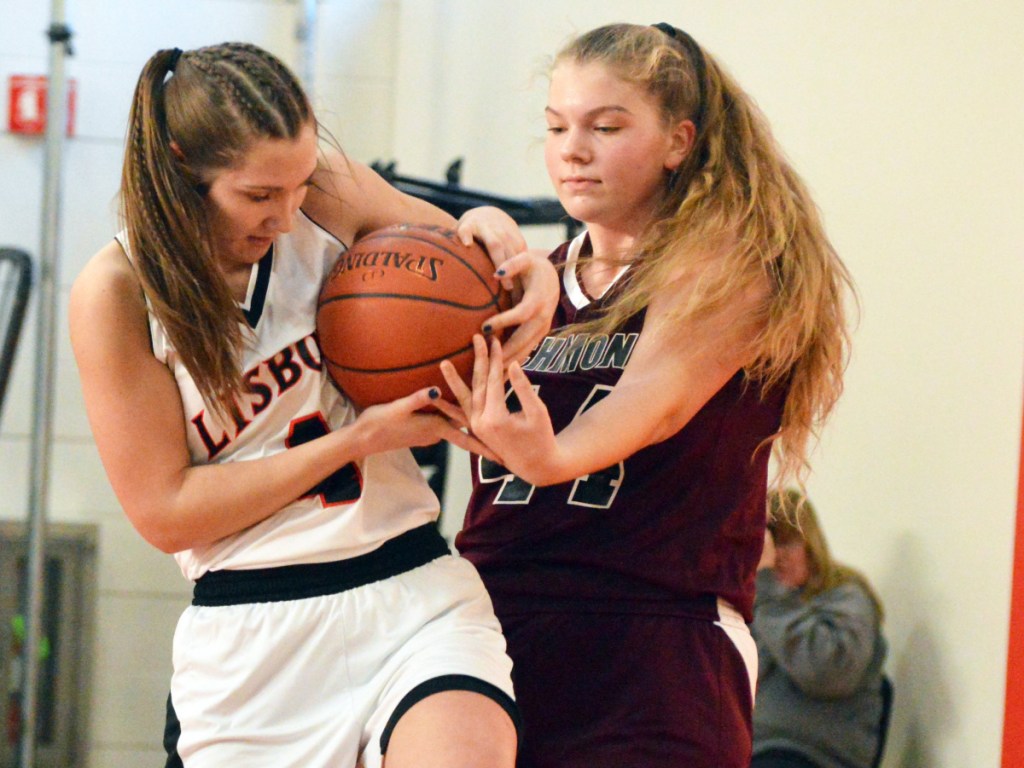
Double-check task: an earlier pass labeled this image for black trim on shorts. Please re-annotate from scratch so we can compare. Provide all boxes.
[191,523,450,606]
[163,692,183,768]
[379,674,523,755]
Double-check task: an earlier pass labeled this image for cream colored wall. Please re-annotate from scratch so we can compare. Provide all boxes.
[412,2,1024,767]
[1,1,1021,766]
[0,1,399,765]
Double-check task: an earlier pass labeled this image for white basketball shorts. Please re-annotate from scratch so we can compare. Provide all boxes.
[164,524,519,767]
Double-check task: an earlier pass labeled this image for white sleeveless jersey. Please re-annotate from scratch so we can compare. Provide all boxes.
[134,211,439,581]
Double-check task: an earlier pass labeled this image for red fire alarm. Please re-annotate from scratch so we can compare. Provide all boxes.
[8,74,76,136]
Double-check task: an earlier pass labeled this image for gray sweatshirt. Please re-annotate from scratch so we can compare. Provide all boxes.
[751,569,888,768]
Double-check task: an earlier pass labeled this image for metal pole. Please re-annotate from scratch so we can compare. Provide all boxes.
[296,0,318,98]
[20,1,71,765]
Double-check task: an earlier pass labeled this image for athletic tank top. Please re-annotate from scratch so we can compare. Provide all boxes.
[456,232,787,622]
[132,211,439,581]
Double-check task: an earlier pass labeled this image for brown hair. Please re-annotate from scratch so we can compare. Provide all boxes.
[552,24,856,489]
[120,42,313,417]
[769,489,884,620]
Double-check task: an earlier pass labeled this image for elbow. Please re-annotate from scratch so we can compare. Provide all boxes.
[124,506,192,555]
[118,475,207,554]
[148,533,187,555]
[134,521,186,555]
[647,403,695,445]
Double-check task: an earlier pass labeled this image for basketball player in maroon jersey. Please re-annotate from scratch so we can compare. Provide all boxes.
[441,23,855,768]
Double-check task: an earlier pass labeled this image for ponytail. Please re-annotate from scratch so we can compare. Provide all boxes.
[119,43,313,419]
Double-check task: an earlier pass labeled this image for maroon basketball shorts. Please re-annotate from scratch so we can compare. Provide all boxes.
[500,600,756,768]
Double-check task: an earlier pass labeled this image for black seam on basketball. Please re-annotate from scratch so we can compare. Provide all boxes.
[322,342,474,374]
[339,229,502,300]
[318,292,500,312]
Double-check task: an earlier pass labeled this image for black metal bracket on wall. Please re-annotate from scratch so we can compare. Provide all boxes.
[372,158,582,240]
[0,248,33,427]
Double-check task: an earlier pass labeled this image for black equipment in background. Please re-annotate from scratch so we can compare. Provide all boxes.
[372,158,582,241]
[0,248,33,428]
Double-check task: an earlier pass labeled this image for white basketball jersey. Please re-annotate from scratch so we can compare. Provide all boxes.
[132,211,439,581]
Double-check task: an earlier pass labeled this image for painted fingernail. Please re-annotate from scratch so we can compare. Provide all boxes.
[495,268,507,277]
[428,387,440,399]
[482,324,493,334]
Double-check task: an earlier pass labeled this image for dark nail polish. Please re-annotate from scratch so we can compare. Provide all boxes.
[428,387,440,399]
[482,324,493,334]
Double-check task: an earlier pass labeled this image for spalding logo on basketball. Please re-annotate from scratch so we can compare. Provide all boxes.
[316,223,511,408]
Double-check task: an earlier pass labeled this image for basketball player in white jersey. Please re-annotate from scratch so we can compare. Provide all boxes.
[69,42,557,768]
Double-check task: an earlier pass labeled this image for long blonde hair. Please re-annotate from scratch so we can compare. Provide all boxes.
[553,24,855,488]
[769,489,884,620]
[120,42,313,418]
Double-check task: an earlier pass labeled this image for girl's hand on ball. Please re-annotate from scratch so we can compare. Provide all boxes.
[353,386,492,458]
[456,206,527,292]
[485,249,558,366]
[456,207,558,365]
[430,384,503,464]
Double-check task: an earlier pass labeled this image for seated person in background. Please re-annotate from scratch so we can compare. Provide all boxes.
[751,490,889,768]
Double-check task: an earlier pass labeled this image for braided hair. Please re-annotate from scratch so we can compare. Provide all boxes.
[120,43,313,418]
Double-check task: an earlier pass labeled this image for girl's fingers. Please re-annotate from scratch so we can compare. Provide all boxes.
[485,337,507,406]
[430,396,469,430]
[505,361,537,414]
[454,432,502,464]
[456,207,526,293]
[389,385,441,414]
[485,250,557,363]
[439,360,473,415]
[482,301,530,332]
[470,334,491,417]
[499,315,551,367]
[456,220,475,247]
[484,249,516,293]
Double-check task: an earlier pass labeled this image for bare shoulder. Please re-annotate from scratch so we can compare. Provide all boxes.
[71,240,139,300]
[639,246,772,378]
[649,243,771,328]
[69,239,148,354]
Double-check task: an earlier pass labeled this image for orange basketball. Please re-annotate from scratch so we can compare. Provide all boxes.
[316,224,510,408]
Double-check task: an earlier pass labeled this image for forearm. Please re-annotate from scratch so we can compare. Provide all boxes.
[456,294,748,486]
[508,427,625,487]
[123,422,369,553]
[509,337,743,485]
[504,385,670,486]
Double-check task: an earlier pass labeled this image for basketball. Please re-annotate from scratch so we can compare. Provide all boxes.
[316,223,511,408]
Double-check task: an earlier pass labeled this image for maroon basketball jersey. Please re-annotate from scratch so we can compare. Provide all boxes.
[456,235,787,622]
